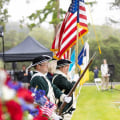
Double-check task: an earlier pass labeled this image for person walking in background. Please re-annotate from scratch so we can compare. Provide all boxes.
[101,59,109,90]
[94,66,99,79]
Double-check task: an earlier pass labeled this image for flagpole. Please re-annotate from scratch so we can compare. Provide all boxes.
[75,0,80,73]
[75,24,79,73]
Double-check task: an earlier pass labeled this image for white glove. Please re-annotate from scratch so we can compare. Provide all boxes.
[64,95,72,103]
[51,113,62,120]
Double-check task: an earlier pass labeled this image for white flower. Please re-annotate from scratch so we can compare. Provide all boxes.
[31,93,35,96]
[27,114,33,120]
[0,70,7,85]
[2,86,16,101]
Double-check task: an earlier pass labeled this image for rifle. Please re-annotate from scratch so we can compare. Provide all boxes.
[59,53,96,115]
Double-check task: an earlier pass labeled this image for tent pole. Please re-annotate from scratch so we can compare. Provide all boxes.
[2,36,5,69]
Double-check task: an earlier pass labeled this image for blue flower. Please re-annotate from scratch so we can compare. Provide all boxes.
[7,81,22,91]
[18,98,39,116]
[30,88,47,106]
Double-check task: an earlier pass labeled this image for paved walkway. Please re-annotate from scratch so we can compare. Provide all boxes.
[83,82,120,86]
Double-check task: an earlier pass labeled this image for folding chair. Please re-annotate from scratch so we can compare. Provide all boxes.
[94,78,101,91]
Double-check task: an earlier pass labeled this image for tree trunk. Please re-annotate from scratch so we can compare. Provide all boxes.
[54,0,60,38]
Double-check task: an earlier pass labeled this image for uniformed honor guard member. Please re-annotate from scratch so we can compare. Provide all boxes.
[47,58,57,82]
[52,59,76,120]
[29,55,72,120]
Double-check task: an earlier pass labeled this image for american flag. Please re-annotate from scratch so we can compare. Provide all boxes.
[40,96,56,118]
[51,0,88,59]
[61,49,71,60]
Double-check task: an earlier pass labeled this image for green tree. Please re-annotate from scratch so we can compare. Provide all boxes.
[89,35,120,81]
[109,0,120,24]
[22,0,96,37]
[4,30,27,51]
[110,0,120,8]
[24,0,66,36]
[0,0,10,25]
[28,27,54,49]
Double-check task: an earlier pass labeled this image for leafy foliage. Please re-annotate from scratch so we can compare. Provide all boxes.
[110,0,120,8]
[0,0,10,25]
[89,71,94,82]
[23,0,66,31]
[88,26,120,81]
[109,0,120,24]
[28,27,54,49]
[89,71,101,83]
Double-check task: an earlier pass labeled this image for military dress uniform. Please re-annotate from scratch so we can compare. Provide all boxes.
[30,71,64,103]
[28,55,72,120]
[52,59,76,118]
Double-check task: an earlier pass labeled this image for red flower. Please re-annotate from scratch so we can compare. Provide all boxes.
[17,88,34,103]
[4,71,11,85]
[0,99,3,120]
[5,100,23,120]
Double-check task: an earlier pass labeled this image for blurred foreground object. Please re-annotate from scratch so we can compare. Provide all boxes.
[0,59,4,69]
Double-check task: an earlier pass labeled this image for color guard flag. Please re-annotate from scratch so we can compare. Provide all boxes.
[78,42,89,85]
[51,0,88,59]
[68,49,76,80]
[69,49,75,72]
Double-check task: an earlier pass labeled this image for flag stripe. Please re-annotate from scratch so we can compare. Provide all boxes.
[63,23,77,42]
[79,18,87,25]
[79,14,87,20]
[79,1,85,7]
[62,26,77,44]
[65,13,77,30]
[79,6,86,11]
[61,29,77,50]
[64,16,77,36]
[52,13,69,50]
[79,22,88,27]
[59,36,77,57]
[65,13,74,27]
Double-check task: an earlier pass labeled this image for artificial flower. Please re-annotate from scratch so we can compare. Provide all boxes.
[17,88,34,103]
[0,99,3,120]
[2,86,16,101]
[5,100,23,120]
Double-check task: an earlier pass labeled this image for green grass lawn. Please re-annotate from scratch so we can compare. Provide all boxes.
[71,85,120,120]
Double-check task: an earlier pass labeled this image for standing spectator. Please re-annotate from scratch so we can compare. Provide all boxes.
[18,64,31,88]
[94,66,99,79]
[101,59,109,90]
